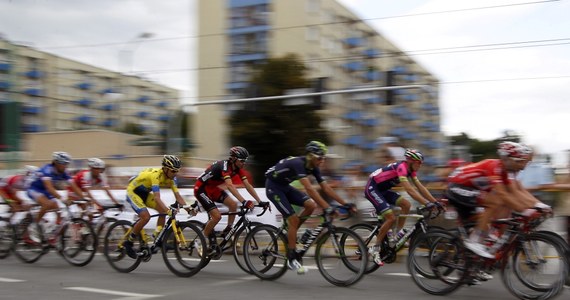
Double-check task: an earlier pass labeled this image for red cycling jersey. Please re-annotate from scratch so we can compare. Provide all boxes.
[195,160,247,189]
[0,175,26,199]
[69,169,109,192]
[447,159,513,192]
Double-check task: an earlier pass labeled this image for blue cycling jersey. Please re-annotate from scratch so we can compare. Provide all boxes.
[265,156,324,185]
[28,163,72,192]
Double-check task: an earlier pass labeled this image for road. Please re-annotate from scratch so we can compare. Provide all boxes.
[2,250,565,300]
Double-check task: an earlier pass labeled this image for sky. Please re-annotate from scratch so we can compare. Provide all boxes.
[0,0,568,167]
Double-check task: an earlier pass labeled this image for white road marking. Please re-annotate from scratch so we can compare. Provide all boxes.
[64,287,162,300]
[384,272,411,277]
[0,277,25,282]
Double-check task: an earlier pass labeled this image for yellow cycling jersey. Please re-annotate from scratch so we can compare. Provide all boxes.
[127,167,179,198]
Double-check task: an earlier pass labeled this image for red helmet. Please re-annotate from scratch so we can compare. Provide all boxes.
[497,142,531,160]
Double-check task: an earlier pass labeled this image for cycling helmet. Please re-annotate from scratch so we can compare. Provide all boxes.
[162,155,182,171]
[497,141,530,160]
[229,146,249,160]
[87,158,106,169]
[52,151,72,165]
[305,141,328,156]
[404,149,424,162]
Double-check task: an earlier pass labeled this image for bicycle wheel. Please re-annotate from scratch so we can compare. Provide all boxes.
[162,221,207,277]
[0,218,14,259]
[315,227,367,287]
[348,223,379,274]
[232,222,266,274]
[103,220,142,273]
[502,232,568,300]
[243,225,288,280]
[407,230,466,295]
[59,218,97,267]
[12,219,45,264]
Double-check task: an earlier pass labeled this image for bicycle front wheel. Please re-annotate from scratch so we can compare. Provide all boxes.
[407,230,466,295]
[162,221,207,277]
[348,223,379,274]
[103,220,142,273]
[59,218,97,266]
[243,225,288,280]
[315,227,367,287]
[12,219,45,264]
[232,222,267,274]
[502,232,568,300]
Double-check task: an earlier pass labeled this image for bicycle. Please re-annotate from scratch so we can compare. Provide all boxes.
[88,203,125,252]
[0,201,16,259]
[103,204,207,277]
[350,204,444,274]
[407,208,568,300]
[190,202,271,274]
[242,205,368,287]
[11,199,98,267]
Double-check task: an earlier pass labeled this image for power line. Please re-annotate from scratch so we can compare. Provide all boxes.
[41,0,561,50]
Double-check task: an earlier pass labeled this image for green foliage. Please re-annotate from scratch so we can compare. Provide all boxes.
[228,54,329,185]
[449,130,524,162]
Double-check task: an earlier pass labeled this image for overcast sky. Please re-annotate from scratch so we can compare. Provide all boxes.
[1,0,568,167]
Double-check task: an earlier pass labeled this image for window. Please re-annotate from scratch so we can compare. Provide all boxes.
[306,26,319,42]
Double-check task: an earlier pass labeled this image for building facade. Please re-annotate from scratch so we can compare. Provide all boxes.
[196,0,446,173]
[0,37,179,143]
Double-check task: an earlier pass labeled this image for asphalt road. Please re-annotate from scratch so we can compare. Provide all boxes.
[2,250,566,300]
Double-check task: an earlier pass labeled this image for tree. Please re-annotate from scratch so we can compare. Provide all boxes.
[449,130,524,162]
[228,54,329,185]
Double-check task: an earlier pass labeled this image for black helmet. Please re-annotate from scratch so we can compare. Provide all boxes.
[162,155,182,171]
[229,146,249,160]
[305,141,328,156]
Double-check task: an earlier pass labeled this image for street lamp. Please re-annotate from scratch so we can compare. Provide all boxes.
[118,32,154,75]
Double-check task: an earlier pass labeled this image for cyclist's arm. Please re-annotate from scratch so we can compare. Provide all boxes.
[172,190,187,207]
[83,187,105,207]
[69,181,89,204]
[412,177,438,203]
[223,177,248,204]
[511,180,541,208]
[491,182,531,211]
[399,178,429,205]
[152,188,168,213]
[319,180,348,206]
[242,178,262,204]
[43,178,63,200]
[299,177,330,209]
[102,186,121,206]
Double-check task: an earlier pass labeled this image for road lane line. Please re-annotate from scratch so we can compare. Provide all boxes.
[385,272,411,277]
[64,287,162,300]
[0,277,25,282]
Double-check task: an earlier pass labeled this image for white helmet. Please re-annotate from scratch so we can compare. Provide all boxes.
[52,151,72,164]
[24,165,39,175]
[87,158,106,169]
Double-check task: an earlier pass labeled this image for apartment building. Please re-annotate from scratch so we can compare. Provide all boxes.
[0,37,179,146]
[197,0,446,174]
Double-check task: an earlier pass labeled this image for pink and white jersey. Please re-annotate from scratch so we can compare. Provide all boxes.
[367,161,416,191]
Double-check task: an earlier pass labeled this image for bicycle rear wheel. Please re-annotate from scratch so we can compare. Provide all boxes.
[407,230,466,295]
[162,221,207,277]
[12,218,45,264]
[0,217,14,259]
[243,225,288,280]
[502,232,568,300]
[59,218,97,266]
[233,222,266,274]
[348,223,379,274]
[316,227,367,287]
[103,220,142,273]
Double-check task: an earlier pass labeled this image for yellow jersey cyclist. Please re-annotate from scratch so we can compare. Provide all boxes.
[123,155,189,258]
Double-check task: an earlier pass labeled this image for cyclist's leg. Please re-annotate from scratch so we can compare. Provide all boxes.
[364,187,393,247]
[395,197,411,231]
[222,196,238,230]
[195,185,224,241]
[125,191,150,238]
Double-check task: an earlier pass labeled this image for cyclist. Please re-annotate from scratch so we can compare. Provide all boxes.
[0,165,38,213]
[27,152,85,242]
[193,146,266,254]
[68,158,123,215]
[123,155,189,259]
[265,141,355,274]
[446,141,550,259]
[364,148,440,266]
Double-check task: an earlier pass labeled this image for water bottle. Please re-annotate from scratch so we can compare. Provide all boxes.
[300,228,312,244]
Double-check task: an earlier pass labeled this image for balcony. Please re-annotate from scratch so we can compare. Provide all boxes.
[363,70,381,81]
[359,118,379,127]
[227,25,270,35]
[136,111,150,118]
[25,70,43,79]
[76,115,94,124]
[228,0,269,8]
[137,95,150,103]
[100,119,117,127]
[342,135,364,146]
[22,124,43,133]
[344,37,363,48]
[343,61,364,72]
[21,105,42,115]
[392,66,407,74]
[100,87,118,94]
[76,82,92,90]
[23,88,43,97]
[342,111,363,121]
[156,101,169,108]
[157,115,170,122]
[0,63,11,72]
[362,48,381,58]
[75,98,93,107]
[227,53,267,63]
[225,81,249,90]
[100,103,118,111]
[0,81,10,90]
[365,96,384,104]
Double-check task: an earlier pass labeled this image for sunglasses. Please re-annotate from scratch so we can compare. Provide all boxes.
[238,158,247,163]
[311,153,326,161]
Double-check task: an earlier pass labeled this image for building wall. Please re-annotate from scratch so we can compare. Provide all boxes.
[197,0,446,176]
